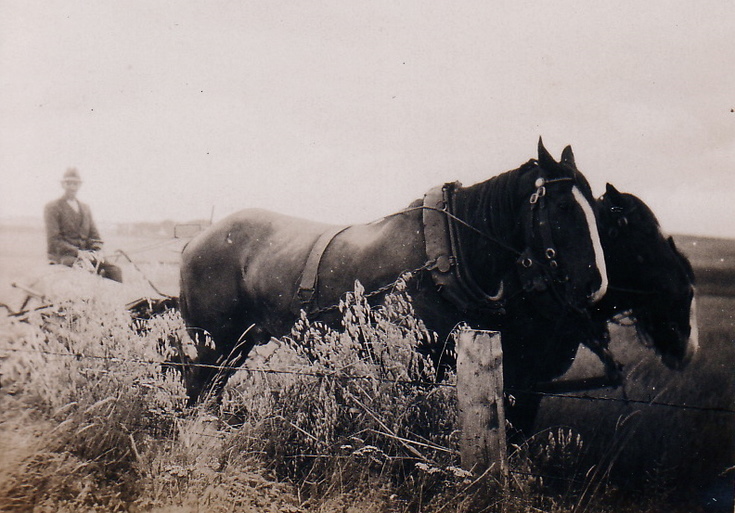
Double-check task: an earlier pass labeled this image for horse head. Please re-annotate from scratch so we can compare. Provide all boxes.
[510,139,608,317]
[598,183,698,369]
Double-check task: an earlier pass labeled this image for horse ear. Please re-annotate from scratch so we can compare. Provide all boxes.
[605,183,623,204]
[561,145,576,167]
[537,137,557,171]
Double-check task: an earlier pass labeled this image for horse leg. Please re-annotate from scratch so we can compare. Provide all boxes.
[185,325,272,406]
[505,390,543,444]
[181,344,219,406]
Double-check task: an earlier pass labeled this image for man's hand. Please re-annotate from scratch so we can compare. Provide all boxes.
[75,250,101,270]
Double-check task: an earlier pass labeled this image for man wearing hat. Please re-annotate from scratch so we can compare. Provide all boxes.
[44,168,123,282]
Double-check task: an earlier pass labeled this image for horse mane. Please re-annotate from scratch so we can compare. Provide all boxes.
[453,159,537,249]
[606,192,696,285]
[449,160,538,291]
[620,193,662,233]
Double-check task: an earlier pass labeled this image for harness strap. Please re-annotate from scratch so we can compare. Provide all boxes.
[520,192,555,293]
[294,225,349,313]
[536,197,556,259]
[519,178,570,292]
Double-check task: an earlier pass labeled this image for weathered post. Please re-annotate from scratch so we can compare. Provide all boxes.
[456,329,508,484]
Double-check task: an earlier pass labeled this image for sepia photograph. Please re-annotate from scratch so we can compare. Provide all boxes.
[1,1,733,511]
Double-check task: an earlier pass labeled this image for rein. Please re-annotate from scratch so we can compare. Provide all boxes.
[403,204,522,256]
[303,261,435,320]
[606,285,659,296]
[298,171,589,321]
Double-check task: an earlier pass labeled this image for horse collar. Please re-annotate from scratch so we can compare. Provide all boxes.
[422,182,506,315]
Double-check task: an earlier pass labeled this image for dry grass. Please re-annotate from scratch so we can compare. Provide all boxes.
[2,280,730,512]
[0,226,732,512]
[535,294,735,510]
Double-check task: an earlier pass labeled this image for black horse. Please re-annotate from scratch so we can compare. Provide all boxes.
[178,140,607,403]
[501,183,698,436]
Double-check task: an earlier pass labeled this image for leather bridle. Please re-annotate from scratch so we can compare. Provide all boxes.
[516,176,577,296]
[423,172,595,316]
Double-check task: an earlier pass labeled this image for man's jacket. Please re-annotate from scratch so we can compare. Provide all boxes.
[44,197,103,264]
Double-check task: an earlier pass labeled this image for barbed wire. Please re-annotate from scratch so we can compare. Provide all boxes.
[504,387,735,415]
[2,345,733,415]
[1,344,730,503]
[13,400,604,492]
[0,346,455,389]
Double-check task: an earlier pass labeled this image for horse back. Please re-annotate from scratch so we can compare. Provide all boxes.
[317,211,427,306]
[180,207,427,340]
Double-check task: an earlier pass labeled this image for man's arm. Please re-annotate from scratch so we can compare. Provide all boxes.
[86,206,104,251]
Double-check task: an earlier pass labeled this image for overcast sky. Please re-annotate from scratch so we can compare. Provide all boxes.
[1,1,733,238]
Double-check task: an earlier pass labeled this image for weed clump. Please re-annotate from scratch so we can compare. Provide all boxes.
[218,280,463,508]
[0,296,187,510]
[0,279,727,512]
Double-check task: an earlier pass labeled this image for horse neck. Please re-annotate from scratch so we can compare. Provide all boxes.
[452,168,525,287]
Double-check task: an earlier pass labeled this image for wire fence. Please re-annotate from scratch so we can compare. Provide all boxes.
[2,345,733,416]
[1,337,733,505]
[1,242,731,507]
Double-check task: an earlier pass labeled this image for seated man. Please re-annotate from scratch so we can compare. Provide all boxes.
[44,167,123,283]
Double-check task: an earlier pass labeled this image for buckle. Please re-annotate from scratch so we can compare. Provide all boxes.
[296,287,315,306]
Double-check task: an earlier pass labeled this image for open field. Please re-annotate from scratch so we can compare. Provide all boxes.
[676,234,735,297]
[0,224,733,511]
[2,225,732,300]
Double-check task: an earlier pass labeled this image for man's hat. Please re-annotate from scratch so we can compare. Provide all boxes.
[62,167,82,183]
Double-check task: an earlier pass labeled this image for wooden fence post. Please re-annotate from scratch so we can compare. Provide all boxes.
[456,329,508,484]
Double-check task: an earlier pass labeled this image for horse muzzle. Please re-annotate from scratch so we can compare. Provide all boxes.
[661,322,699,370]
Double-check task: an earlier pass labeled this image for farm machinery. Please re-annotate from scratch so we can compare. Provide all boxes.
[2,250,179,325]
